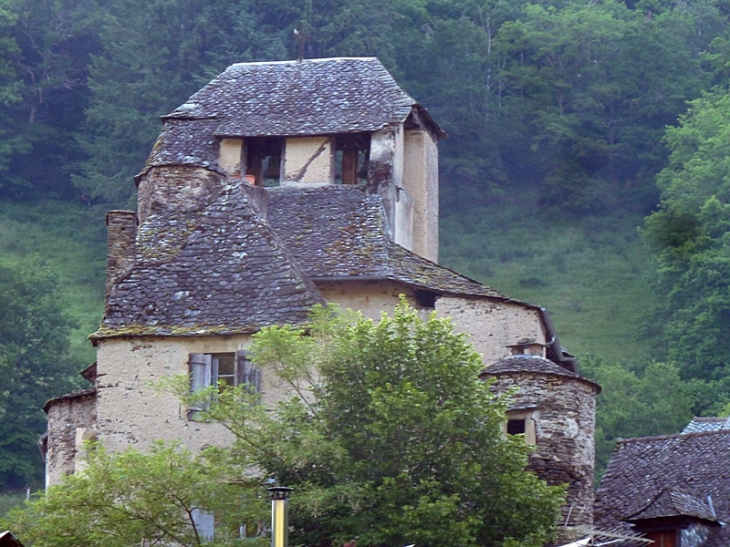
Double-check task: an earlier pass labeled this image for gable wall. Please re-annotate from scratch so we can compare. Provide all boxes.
[315,280,419,319]
[435,297,545,365]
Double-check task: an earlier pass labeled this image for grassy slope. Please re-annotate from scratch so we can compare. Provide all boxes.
[440,195,657,365]
[0,201,106,367]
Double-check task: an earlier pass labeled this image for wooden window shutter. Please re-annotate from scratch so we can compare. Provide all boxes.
[236,350,261,392]
[188,353,212,414]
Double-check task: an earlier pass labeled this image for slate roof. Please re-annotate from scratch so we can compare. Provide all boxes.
[682,416,730,434]
[266,185,506,298]
[139,58,444,180]
[625,489,718,523]
[43,388,97,413]
[595,431,730,547]
[93,182,325,339]
[481,354,600,391]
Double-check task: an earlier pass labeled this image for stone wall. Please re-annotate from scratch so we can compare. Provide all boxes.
[45,390,97,487]
[487,371,597,530]
[435,297,546,364]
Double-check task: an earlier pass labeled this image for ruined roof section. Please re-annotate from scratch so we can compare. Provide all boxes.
[139,58,443,180]
[266,185,505,298]
[595,431,730,547]
[94,182,324,339]
[682,416,730,434]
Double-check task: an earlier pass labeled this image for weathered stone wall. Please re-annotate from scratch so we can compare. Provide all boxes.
[45,391,97,487]
[368,124,404,241]
[282,137,333,185]
[435,297,546,363]
[403,128,438,262]
[92,335,298,456]
[488,371,597,529]
[137,166,224,223]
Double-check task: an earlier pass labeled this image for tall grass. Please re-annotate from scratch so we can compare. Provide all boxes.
[0,201,107,366]
[440,193,657,364]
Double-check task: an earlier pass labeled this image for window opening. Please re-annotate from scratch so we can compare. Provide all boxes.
[188,351,261,418]
[245,137,283,187]
[334,134,369,185]
[507,419,527,435]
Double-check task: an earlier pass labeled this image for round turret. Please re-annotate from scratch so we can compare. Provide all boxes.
[481,354,600,533]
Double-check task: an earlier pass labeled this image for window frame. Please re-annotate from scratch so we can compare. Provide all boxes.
[188,350,261,418]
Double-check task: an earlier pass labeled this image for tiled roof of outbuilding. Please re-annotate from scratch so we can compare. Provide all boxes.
[595,431,730,547]
[266,185,505,298]
[625,489,718,523]
[93,182,324,339]
[682,416,730,434]
[139,58,444,180]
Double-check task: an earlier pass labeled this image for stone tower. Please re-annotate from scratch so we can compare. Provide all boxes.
[481,353,600,539]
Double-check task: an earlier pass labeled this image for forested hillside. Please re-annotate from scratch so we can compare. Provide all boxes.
[1,0,730,487]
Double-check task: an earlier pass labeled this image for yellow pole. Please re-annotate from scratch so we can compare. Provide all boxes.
[269,486,292,547]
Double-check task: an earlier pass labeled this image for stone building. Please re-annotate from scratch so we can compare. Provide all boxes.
[43,57,597,529]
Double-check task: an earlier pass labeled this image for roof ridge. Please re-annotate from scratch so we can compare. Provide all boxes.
[617,429,730,445]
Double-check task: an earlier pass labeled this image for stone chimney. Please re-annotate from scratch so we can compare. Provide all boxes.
[105,210,137,294]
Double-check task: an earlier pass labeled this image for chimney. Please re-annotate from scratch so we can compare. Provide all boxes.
[105,210,137,294]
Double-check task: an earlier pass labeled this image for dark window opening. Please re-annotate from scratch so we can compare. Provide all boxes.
[334,134,369,185]
[414,290,437,309]
[507,419,526,435]
[245,137,283,187]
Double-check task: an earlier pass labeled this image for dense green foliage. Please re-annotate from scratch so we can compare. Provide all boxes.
[5,304,563,547]
[0,264,78,487]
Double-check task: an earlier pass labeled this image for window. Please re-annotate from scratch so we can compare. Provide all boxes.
[504,409,537,445]
[646,530,677,547]
[507,419,526,435]
[244,137,283,187]
[188,351,261,417]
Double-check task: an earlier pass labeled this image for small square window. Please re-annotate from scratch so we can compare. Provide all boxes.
[188,351,261,418]
[507,419,526,435]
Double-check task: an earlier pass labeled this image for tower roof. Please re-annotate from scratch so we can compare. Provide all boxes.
[139,57,444,181]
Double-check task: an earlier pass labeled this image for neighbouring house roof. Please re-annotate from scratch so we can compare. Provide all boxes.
[93,182,325,339]
[682,416,730,434]
[0,531,24,547]
[266,186,505,298]
[595,430,730,547]
[138,57,444,181]
[625,489,718,523]
[481,354,600,390]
